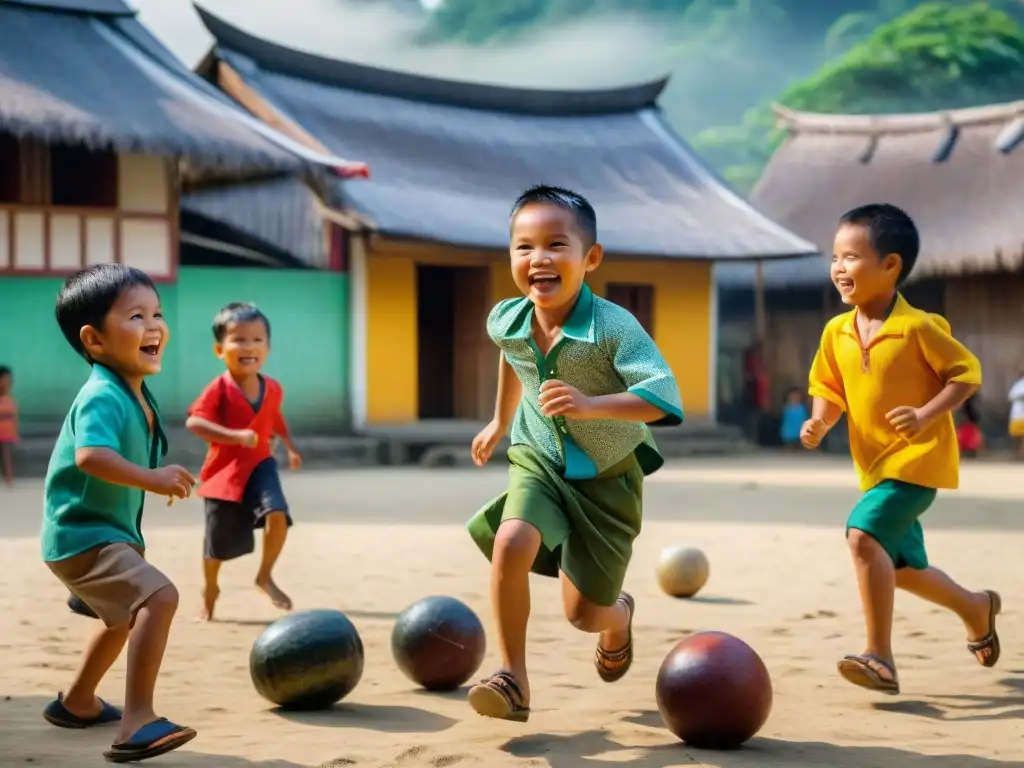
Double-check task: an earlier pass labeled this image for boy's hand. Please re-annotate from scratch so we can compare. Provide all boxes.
[471,419,504,467]
[237,429,259,448]
[886,406,924,438]
[800,418,828,449]
[538,380,593,419]
[286,448,302,471]
[149,465,196,503]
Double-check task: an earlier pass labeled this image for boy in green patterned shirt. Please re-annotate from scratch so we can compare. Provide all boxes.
[467,185,683,722]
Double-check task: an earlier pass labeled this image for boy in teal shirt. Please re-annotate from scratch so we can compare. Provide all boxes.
[467,185,683,721]
[41,264,197,763]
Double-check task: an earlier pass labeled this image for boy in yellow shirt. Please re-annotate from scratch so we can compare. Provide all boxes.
[801,204,1001,695]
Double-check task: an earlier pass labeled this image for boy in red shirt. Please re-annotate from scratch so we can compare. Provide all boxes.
[186,303,301,621]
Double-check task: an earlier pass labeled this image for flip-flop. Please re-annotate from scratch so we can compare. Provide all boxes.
[837,654,900,695]
[595,592,635,683]
[103,719,196,763]
[43,692,122,728]
[467,671,530,722]
[67,593,99,619]
[967,590,1002,668]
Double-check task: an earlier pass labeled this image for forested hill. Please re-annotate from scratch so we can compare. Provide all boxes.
[408,1,1024,191]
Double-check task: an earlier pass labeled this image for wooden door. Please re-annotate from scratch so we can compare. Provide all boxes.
[452,267,494,420]
[606,282,655,336]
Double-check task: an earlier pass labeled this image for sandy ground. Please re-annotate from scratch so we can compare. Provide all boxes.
[0,455,1021,767]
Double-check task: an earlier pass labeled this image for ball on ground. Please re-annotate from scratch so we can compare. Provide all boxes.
[656,546,709,598]
[250,609,364,709]
[656,631,773,749]
[391,595,486,691]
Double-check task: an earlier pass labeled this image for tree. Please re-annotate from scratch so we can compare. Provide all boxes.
[693,2,1024,191]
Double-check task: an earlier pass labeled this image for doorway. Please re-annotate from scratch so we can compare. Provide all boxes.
[416,264,493,420]
[606,283,655,336]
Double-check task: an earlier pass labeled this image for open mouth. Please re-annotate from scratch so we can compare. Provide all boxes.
[140,344,160,357]
[238,356,259,365]
[835,279,854,293]
[528,273,561,292]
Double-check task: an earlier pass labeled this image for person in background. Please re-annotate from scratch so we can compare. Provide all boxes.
[956,394,983,459]
[1008,370,1024,460]
[0,365,17,486]
[780,386,809,450]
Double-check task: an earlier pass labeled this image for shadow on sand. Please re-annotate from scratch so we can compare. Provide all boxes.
[502,727,1018,767]
[271,701,457,734]
[873,674,1024,723]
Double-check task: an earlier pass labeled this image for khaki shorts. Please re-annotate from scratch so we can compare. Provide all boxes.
[47,543,172,628]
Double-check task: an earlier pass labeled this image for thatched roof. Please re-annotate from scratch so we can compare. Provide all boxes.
[748,99,1024,284]
[195,5,815,260]
[0,0,359,174]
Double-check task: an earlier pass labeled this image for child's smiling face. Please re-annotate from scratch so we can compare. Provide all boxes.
[80,284,167,380]
[216,319,269,377]
[509,203,602,313]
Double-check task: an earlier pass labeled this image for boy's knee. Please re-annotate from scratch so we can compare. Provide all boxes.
[492,520,541,570]
[847,528,883,561]
[143,583,179,616]
[562,597,602,631]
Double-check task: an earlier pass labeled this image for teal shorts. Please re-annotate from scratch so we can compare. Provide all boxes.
[846,479,936,570]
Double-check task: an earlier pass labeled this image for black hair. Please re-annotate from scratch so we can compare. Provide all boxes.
[510,184,597,250]
[0,366,10,379]
[212,302,271,343]
[55,264,158,363]
[838,203,920,284]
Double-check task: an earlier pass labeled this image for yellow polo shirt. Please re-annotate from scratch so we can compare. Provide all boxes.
[808,294,981,492]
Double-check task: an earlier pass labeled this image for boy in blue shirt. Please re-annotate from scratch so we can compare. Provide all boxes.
[41,264,197,763]
[467,185,683,721]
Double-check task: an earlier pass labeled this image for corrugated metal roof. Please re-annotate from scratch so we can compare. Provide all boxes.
[198,8,816,259]
[0,3,339,172]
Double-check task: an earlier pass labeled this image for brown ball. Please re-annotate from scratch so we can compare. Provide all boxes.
[656,546,709,598]
[656,631,773,749]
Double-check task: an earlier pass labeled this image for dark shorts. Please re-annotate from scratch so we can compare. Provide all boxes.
[204,457,292,561]
[846,479,936,570]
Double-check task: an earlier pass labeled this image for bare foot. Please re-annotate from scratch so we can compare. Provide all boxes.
[255,576,292,611]
[197,586,220,622]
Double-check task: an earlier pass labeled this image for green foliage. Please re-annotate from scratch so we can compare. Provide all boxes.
[694,2,1024,192]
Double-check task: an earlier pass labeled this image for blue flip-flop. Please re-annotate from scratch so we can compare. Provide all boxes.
[103,718,197,763]
[43,692,122,728]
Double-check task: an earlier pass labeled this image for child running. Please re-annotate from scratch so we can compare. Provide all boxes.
[1008,369,1024,460]
[466,185,683,721]
[800,203,1001,695]
[186,302,301,621]
[41,264,197,762]
[0,365,17,486]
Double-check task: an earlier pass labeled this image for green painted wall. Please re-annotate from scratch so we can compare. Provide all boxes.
[0,268,349,433]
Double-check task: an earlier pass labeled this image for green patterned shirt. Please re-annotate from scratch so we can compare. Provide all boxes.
[488,283,683,479]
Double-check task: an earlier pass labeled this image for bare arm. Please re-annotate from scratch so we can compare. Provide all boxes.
[273,413,298,454]
[492,353,522,431]
[811,396,844,429]
[918,381,979,426]
[75,447,161,493]
[185,415,249,446]
[585,392,666,423]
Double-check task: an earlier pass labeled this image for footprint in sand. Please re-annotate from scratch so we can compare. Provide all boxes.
[770,627,791,636]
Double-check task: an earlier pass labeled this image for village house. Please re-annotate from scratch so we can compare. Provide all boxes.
[194,5,816,440]
[0,0,367,433]
[723,98,1024,439]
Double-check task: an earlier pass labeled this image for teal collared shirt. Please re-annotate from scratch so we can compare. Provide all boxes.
[41,364,168,562]
[488,284,684,479]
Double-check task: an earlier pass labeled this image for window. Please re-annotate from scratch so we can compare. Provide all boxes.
[50,143,117,207]
[0,133,18,203]
[606,283,655,337]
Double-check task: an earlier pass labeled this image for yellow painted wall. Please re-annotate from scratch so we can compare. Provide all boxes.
[363,238,712,422]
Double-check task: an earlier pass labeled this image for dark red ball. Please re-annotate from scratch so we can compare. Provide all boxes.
[656,631,773,749]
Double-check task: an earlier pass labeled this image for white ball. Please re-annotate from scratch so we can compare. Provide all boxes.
[656,546,709,598]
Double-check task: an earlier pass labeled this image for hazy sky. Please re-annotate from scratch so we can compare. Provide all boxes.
[127,0,673,88]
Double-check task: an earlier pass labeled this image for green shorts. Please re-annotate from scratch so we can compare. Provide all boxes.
[846,479,936,570]
[466,444,643,607]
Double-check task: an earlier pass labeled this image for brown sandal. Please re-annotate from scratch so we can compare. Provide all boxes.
[967,590,1002,668]
[595,592,634,683]
[467,671,530,722]
[837,654,900,695]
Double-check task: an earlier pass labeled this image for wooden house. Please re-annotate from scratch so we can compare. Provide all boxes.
[718,99,1024,437]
